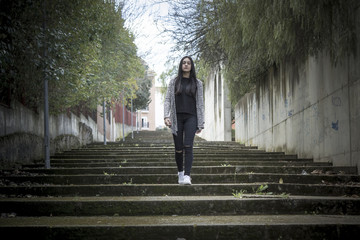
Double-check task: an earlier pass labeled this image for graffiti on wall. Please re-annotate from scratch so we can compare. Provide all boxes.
[309,96,342,146]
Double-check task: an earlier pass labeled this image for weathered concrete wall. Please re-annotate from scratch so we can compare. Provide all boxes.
[0,101,97,167]
[235,49,360,172]
[0,101,100,142]
[114,122,135,141]
[200,65,232,141]
[0,101,134,168]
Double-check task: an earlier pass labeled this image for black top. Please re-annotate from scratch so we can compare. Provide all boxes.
[175,77,197,115]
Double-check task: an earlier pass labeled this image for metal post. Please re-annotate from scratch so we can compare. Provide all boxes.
[44,71,50,169]
[136,110,138,133]
[131,96,133,139]
[122,91,125,141]
[103,100,106,145]
[43,0,50,169]
[139,110,141,133]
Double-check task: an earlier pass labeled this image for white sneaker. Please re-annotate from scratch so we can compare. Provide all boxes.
[178,171,184,184]
[183,175,191,185]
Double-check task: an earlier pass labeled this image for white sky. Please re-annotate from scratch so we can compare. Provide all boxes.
[120,0,176,128]
[122,0,176,86]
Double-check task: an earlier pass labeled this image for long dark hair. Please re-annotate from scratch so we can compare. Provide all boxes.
[175,56,197,97]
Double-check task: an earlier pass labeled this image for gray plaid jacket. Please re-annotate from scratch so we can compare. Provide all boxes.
[164,77,205,136]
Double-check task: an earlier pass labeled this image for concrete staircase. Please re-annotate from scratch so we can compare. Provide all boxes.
[1,130,360,239]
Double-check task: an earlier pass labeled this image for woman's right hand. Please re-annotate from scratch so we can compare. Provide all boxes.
[164,118,172,127]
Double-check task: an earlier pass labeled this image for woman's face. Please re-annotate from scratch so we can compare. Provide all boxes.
[181,58,192,73]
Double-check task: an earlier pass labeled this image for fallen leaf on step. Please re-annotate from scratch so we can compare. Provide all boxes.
[311,169,323,174]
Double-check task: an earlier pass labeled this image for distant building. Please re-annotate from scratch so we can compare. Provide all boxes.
[154,83,165,130]
[137,69,156,131]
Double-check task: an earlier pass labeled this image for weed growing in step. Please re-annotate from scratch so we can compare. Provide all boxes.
[103,171,116,176]
[280,192,290,198]
[232,185,290,198]
[123,178,133,185]
[221,164,232,167]
[232,189,247,198]
[253,184,273,195]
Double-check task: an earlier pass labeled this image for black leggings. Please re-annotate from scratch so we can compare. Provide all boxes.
[173,113,197,176]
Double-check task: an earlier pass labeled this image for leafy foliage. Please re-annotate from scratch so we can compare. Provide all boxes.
[0,0,146,114]
[130,65,153,111]
[158,65,177,100]
[165,0,358,104]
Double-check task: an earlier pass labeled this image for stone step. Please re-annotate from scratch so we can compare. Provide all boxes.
[56,150,285,155]
[1,130,359,239]
[88,142,246,147]
[43,157,317,163]
[49,155,299,161]
[0,215,359,239]
[57,150,269,155]
[66,145,259,149]
[24,161,331,168]
[1,183,359,197]
[65,144,249,148]
[50,155,302,161]
[71,144,254,149]
[85,144,256,150]
[1,196,359,216]
[86,145,259,150]
[52,154,296,160]
[2,173,358,185]
[12,166,356,175]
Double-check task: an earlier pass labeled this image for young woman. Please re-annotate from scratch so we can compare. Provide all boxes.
[164,56,205,185]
